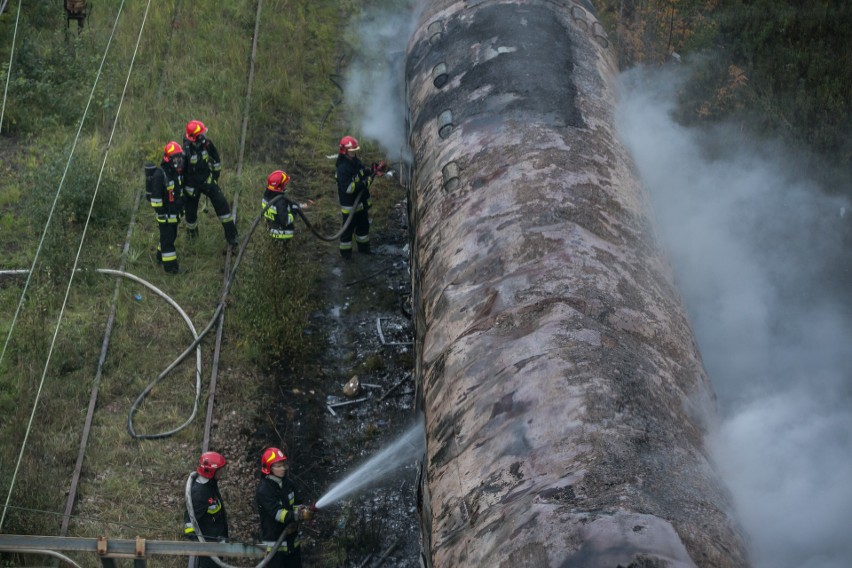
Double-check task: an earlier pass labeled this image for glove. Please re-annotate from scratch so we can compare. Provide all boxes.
[296,505,313,521]
[371,161,388,177]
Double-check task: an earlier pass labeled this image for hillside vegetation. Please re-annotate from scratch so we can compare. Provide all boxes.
[599,0,852,187]
[0,1,383,565]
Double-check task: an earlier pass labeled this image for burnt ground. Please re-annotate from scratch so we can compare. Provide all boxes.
[214,194,422,567]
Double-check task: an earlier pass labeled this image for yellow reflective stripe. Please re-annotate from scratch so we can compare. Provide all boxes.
[219,213,233,223]
[207,502,222,515]
[275,509,287,523]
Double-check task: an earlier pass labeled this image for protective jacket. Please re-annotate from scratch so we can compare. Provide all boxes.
[262,190,298,240]
[150,161,183,272]
[180,136,237,244]
[335,154,372,212]
[256,474,301,554]
[336,155,374,255]
[182,137,222,187]
[150,161,183,221]
[184,476,229,541]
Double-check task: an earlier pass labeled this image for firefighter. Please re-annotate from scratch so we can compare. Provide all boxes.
[150,141,185,274]
[335,135,387,258]
[182,120,239,247]
[256,448,312,568]
[262,170,298,241]
[184,451,229,568]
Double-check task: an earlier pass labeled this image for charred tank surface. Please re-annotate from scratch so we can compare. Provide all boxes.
[406,1,749,567]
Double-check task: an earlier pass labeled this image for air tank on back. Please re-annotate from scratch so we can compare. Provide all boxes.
[405,1,749,566]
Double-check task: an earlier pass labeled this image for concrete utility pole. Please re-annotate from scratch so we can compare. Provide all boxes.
[406,1,750,566]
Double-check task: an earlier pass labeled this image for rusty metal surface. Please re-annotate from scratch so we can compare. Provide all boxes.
[406,1,749,567]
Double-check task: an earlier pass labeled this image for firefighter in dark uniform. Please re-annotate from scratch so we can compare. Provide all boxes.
[182,120,239,247]
[256,448,312,568]
[150,141,184,274]
[184,451,229,568]
[262,170,298,241]
[335,135,387,258]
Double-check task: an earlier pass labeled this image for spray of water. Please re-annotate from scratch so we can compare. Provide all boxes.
[315,420,425,509]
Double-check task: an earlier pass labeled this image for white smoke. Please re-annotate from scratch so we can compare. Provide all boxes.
[342,2,423,161]
[616,65,852,568]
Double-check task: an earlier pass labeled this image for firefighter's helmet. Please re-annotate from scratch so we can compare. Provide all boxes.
[339,135,360,154]
[266,170,290,192]
[261,447,287,475]
[197,451,226,479]
[163,140,183,163]
[185,120,208,143]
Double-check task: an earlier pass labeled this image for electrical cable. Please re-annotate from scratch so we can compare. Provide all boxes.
[0,0,130,532]
[60,0,158,535]
[0,0,23,135]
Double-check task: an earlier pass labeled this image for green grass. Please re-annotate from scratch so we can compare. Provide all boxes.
[0,1,379,565]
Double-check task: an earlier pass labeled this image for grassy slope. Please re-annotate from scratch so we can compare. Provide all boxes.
[0,1,365,565]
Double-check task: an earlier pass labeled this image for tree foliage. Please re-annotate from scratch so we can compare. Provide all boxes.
[597,0,852,181]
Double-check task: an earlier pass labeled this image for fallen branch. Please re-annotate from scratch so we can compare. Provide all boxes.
[379,374,412,402]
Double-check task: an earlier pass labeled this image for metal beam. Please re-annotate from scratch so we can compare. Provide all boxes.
[0,534,267,560]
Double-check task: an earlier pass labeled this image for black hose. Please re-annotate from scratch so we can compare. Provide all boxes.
[184,472,285,568]
[128,194,283,439]
[127,191,363,438]
[293,188,365,242]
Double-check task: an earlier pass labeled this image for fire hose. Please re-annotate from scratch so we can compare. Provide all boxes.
[184,472,312,568]
[2,188,375,440]
[127,188,366,438]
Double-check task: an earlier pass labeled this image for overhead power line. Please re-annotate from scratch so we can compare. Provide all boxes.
[0,0,139,532]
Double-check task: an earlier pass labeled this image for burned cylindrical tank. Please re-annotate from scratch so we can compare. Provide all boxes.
[406,1,749,567]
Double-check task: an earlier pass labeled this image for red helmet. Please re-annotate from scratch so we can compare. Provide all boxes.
[339,135,360,154]
[266,170,290,192]
[185,120,207,142]
[163,141,184,162]
[261,447,287,475]
[197,451,226,479]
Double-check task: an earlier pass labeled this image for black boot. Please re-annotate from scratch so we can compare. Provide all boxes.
[340,248,353,259]
[357,242,373,255]
[164,261,180,274]
[224,222,238,247]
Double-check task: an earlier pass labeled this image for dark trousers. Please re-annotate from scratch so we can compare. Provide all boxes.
[184,182,237,241]
[157,222,179,272]
[268,548,302,568]
[339,208,370,254]
[196,556,219,568]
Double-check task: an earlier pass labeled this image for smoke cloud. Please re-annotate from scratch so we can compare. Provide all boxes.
[616,65,852,568]
[342,2,422,161]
